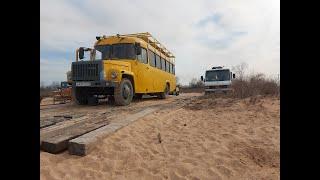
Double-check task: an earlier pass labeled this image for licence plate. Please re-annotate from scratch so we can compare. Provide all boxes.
[76,82,91,87]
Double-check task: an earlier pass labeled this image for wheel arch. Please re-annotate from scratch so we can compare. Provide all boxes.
[122,73,135,93]
[165,80,170,91]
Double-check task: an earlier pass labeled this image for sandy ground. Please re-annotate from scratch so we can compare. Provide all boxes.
[40,93,280,180]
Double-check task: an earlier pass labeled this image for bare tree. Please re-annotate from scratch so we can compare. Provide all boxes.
[189,78,204,88]
[50,81,60,89]
[176,76,181,87]
[232,62,248,80]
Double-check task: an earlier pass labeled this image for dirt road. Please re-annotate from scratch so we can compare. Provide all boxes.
[40,93,280,180]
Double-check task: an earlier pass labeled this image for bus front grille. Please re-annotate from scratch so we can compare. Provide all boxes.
[71,61,102,81]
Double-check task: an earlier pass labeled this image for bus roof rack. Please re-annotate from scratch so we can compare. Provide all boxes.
[107,32,175,60]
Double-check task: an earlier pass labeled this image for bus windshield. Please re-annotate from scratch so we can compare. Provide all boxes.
[95,44,136,60]
[205,70,230,81]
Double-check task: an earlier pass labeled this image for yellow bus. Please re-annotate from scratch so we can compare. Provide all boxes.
[71,32,178,105]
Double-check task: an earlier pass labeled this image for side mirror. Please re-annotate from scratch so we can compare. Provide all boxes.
[79,47,85,59]
[233,74,236,79]
[135,43,141,55]
[201,76,204,81]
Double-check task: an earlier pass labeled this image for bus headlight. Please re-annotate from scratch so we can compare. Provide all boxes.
[111,71,118,79]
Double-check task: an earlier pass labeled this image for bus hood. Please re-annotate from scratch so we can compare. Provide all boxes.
[103,60,132,80]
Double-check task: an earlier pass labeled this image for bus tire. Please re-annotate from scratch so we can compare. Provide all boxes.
[88,96,98,106]
[158,83,169,99]
[107,96,115,105]
[114,78,134,106]
[74,88,88,105]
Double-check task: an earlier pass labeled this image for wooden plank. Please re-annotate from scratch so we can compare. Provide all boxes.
[40,120,55,129]
[68,124,122,156]
[40,116,90,146]
[41,121,108,153]
[68,108,157,156]
[40,114,98,145]
[40,117,66,129]
[40,114,75,129]
[41,119,110,153]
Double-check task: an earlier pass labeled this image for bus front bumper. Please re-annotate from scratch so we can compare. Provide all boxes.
[205,88,233,92]
[73,80,119,88]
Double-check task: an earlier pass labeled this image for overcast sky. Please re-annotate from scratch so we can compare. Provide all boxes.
[40,0,280,85]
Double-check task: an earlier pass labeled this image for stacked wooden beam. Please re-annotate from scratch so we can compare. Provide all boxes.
[68,108,157,156]
[40,108,157,156]
[40,114,110,153]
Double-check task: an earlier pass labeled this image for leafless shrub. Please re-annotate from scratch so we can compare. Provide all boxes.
[40,81,60,97]
[230,62,280,98]
[232,62,248,80]
[232,73,280,98]
[189,78,204,88]
[176,76,182,87]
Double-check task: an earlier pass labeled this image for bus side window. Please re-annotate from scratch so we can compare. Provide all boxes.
[156,55,161,69]
[161,58,166,71]
[166,61,169,72]
[173,64,175,74]
[148,50,156,67]
[137,48,147,64]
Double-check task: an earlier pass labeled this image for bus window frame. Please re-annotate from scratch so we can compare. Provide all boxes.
[165,60,169,72]
[137,47,148,64]
[172,64,175,74]
[161,57,166,71]
[155,54,161,69]
[148,50,156,67]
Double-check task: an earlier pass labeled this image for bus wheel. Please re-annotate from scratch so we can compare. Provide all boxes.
[74,88,88,105]
[158,84,169,99]
[175,91,179,96]
[88,96,98,106]
[114,78,134,106]
[107,96,115,105]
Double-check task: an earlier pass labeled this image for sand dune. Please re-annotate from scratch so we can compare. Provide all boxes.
[40,94,280,180]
